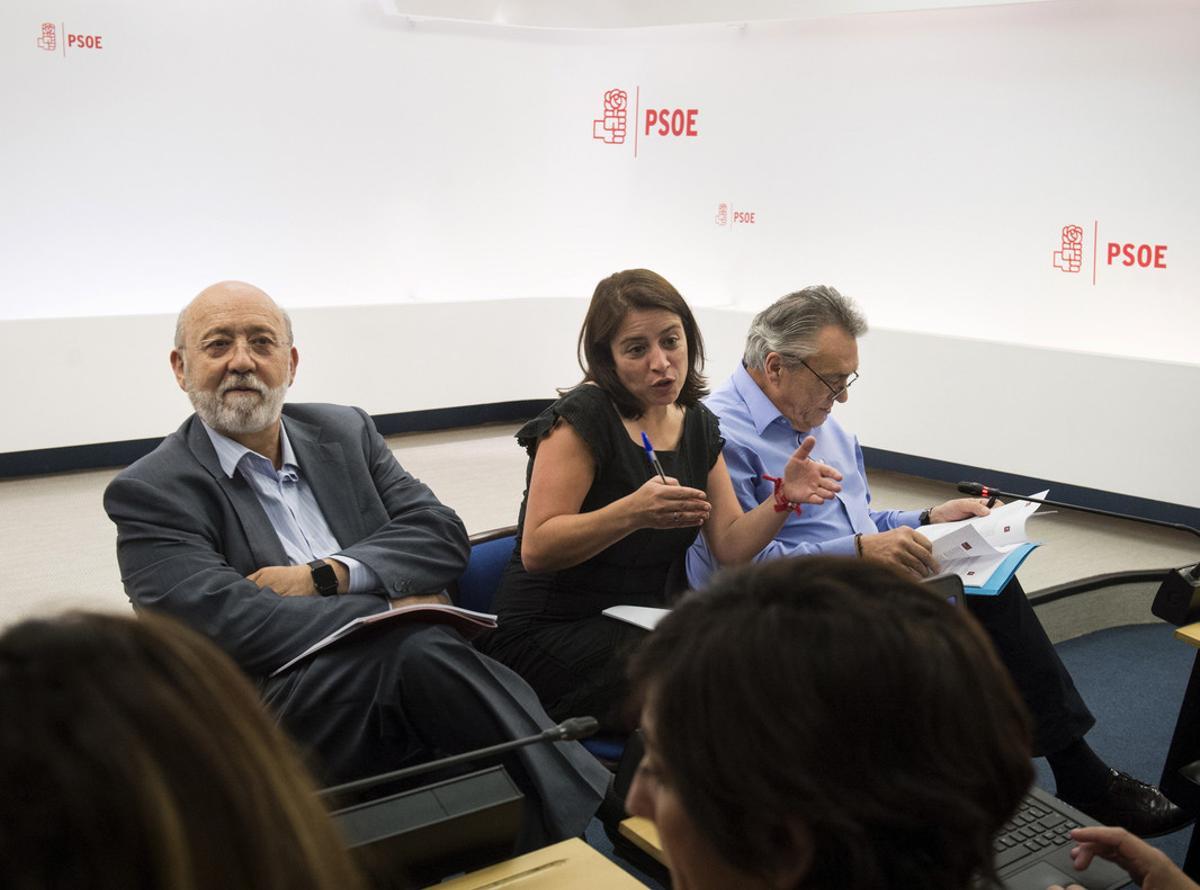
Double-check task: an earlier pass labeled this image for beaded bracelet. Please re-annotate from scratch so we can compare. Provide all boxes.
[762,474,803,517]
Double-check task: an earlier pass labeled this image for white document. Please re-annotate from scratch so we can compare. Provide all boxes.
[917,491,1048,585]
[602,605,670,632]
[270,603,498,677]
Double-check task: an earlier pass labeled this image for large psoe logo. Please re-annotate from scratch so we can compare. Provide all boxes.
[36,22,105,56]
[590,87,700,158]
[1050,222,1171,285]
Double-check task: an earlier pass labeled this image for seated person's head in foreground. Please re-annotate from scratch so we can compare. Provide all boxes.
[0,611,361,890]
[626,557,1034,890]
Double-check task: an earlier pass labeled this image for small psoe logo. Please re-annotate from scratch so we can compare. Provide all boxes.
[38,22,56,51]
[592,89,628,145]
[715,203,757,229]
[1053,224,1084,273]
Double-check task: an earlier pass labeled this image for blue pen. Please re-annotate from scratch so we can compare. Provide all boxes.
[641,432,669,484]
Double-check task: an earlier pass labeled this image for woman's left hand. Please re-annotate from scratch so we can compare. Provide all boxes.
[782,436,843,506]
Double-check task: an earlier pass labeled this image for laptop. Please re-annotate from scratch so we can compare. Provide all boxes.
[922,575,1127,887]
[988,784,1127,889]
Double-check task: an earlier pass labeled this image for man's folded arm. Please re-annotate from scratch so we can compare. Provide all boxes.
[334,409,470,599]
[105,475,386,677]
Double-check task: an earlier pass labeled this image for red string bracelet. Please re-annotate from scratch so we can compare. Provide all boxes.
[762,474,803,517]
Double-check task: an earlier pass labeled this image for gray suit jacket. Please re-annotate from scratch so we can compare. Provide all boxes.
[103,403,469,678]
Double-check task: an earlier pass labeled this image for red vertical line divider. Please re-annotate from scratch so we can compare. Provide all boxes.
[633,86,640,158]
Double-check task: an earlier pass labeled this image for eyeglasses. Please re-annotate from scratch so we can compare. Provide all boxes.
[796,358,859,400]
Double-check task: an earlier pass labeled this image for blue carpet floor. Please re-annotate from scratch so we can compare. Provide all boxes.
[1033,621,1196,870]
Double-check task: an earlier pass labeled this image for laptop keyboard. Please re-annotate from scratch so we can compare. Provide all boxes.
[993,796,1081,871]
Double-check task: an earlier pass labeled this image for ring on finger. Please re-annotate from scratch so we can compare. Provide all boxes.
[672,511,680,523]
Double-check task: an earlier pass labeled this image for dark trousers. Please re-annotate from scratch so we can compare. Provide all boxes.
[482,616,647,733]
[261,623,610,851]
[484,577,1090,756]
[967,577,1095,756]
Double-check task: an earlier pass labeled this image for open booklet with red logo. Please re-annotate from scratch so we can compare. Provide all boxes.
[918,490,1049,595]
[270,603,498,677]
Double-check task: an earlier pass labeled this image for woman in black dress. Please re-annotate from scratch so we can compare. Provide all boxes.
[483,269,843,729]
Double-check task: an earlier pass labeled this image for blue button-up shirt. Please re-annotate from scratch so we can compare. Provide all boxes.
[686,363,921,588]
[202,421,379,592]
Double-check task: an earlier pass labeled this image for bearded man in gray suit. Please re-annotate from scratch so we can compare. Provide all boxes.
[103,281,609,850]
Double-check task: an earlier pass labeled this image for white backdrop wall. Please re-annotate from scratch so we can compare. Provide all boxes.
[3,300,1194,509]
[1,0,1197,507]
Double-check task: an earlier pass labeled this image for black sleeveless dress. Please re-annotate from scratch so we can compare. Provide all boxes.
[482,385,723,729]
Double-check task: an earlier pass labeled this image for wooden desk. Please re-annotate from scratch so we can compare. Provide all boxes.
[429,837,646,889]
[618,816,666,866]
[1177,624,1200,647]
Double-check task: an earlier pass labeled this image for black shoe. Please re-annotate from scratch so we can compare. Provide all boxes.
[1061,768,1194,838]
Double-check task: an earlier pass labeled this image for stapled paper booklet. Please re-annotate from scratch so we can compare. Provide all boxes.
[271,603,498,676]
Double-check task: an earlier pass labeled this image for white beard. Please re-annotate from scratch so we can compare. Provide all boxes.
[187,372,288,436]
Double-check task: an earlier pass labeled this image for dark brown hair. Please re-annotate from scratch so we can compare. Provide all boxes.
[0,611,363,890]
[628,557,1033,890]
[575,268,707,419]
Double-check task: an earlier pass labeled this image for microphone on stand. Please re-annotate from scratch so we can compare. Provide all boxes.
[956,482,1200,625]
[318,716,600,799]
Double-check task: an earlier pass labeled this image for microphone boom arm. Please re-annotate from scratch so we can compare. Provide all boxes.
[317,716,599,800]
[956,483,1200,541]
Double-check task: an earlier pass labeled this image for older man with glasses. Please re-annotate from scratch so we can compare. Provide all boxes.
[686,284,1189,839]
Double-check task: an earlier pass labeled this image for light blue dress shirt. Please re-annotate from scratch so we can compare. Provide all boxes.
[686,363,921,588]
[202,420,380,593]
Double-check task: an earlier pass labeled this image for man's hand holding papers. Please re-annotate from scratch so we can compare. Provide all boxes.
[918,490,1048,594]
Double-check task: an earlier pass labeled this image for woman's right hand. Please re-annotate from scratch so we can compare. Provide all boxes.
[630,476,711,529]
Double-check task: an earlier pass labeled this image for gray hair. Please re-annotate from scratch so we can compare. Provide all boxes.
[743,285,867,370]
[173,302,294,350]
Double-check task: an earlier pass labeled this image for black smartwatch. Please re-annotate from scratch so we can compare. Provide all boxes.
[308,559,338,597]
[918,507,933,526]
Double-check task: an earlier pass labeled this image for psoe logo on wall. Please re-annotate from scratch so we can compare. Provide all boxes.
[715,202,757,231]
[590,86,701,159]
[36,22,105,56]
[1051,222,1170,285]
